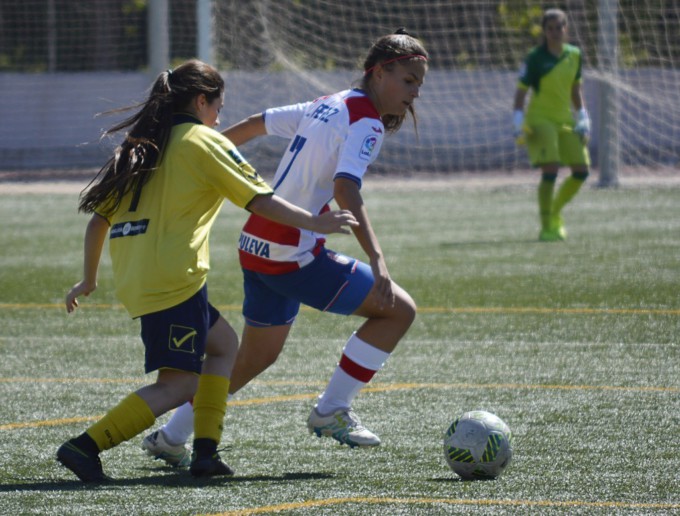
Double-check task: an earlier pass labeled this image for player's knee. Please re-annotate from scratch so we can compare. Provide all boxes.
[541,171,558,183]
[395,289,417,328]
[205,317,238,359]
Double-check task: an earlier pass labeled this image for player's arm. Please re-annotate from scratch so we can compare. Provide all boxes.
[571,81,585,111]
[246,193,358,236]
[571,81,590,139]
[221,113,266,146]
[65,213,110,313]
[512,86,528,138]
[513,87,527,111]
[333,177,394,309]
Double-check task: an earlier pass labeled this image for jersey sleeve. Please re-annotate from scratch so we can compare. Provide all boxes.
[335,117,384,188]
[518,50,539,91]
[198,129,273,208]
[264,102,312,139]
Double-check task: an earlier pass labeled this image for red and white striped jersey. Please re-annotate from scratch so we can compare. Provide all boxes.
[239,88,384,274]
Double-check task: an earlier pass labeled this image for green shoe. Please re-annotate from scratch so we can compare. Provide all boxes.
[550,214,567,240]
[539,229,563,242]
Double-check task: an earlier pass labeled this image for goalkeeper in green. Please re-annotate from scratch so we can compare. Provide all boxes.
[513,8,591,241]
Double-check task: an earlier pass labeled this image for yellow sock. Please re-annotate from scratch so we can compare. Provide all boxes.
[86,393,155,452]
[193,374,230,443]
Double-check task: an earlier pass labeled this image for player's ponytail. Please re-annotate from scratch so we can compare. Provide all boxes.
[360,29,429,134]
[79,59,224,214]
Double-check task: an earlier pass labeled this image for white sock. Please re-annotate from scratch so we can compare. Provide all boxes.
[161,401,194,446]
[161,393,235,445]
[316,333,390,415]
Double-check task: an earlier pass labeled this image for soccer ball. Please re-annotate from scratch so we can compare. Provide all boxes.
[443,410,513,480]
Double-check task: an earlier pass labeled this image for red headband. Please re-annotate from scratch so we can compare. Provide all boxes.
[364,54,428,75]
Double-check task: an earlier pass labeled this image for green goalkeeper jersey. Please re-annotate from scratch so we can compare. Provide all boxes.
[518,43,583,125]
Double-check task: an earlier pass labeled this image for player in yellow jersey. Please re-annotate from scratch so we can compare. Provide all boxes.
[513,8,591,241]
[56,59,357,482]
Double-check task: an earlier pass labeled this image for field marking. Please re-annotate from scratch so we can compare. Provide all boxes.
[1,380,676,431]
[2,302,680,316]
[206,495,680,515]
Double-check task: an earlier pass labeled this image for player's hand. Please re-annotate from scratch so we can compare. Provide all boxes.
[65,280,97,313]
[314,209,359,235]
[573,108,591,142]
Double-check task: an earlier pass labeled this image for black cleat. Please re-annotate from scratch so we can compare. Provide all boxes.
[189,451,235,478]
[56,440,110,483]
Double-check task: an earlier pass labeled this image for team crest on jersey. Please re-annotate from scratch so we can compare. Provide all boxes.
[228,148,264,185]
[359,135,377,161]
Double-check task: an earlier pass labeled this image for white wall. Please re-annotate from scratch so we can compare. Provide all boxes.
[1,70,678,172]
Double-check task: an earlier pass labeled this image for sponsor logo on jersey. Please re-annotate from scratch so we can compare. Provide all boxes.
[239,233,271,258]
[168,325,197,354]
[228,147,246,165]
[308,102,340,123]
[110,219,149,239]
[372,126,383,134]
[359,135,377,160]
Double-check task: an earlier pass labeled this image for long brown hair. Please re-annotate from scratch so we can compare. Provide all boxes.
[359,28,429,134]
[79,59,224,214]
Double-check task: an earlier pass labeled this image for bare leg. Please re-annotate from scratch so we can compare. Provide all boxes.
[229,324,292,394]
[352,281,417,352]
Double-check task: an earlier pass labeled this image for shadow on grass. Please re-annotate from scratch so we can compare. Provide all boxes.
[430,476,497,483]
[0,471,335,491]
[439,239,541,247]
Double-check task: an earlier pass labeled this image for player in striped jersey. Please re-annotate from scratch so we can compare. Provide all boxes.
[513,8,591,241]
[144,29,428,456]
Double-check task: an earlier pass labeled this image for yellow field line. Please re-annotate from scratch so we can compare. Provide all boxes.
[1,302,679,316]
[1,381,676,431]
[206,496,680,515]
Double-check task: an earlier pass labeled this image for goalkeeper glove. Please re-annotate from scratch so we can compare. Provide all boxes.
[513,110,524,138]
[513,110,532,145]
[574,108,591,141]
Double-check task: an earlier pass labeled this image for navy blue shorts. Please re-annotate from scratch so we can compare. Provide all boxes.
[242,248,375,327]
[139,284,220,374]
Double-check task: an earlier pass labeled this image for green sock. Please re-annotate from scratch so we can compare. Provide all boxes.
[538,174,557,231]
[552,175,586,217]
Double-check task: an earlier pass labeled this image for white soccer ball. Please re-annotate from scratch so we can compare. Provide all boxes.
[443,410,513,480]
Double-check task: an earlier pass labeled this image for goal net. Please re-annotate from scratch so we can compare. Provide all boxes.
[1,0,678,176]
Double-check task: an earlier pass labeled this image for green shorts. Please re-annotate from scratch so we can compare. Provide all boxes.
[526,120,590,167]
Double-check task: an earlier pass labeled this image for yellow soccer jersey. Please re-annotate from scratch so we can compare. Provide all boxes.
[517,43,583,125]
[97,114,272,318]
